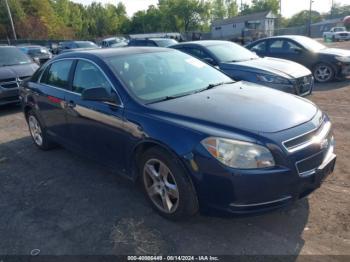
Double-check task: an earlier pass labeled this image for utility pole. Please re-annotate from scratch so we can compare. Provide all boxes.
[308,0,313,37]
[331,0,334,19]
[4,0,17,40]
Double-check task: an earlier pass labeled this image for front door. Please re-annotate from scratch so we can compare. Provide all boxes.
[64,59,126,170]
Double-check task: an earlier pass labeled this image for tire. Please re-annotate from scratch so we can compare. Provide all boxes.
[139,146,198,220]
[26,110,56,150]
[313,63,335,83]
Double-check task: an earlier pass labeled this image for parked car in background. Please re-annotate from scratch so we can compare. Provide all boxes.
[171,40,313,96]
[323,27,350,42]
[0,46,39,106]
[19,45,52,65]
[128,38,178,47]
[20,48,336,219]
[246,35,350,83]
[101,37,128,48]
[58,41,99,54]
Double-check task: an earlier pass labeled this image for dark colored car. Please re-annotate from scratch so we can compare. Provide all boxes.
[58,41,99,54]
[246,35,350,83]
[128,38,178,47]
[0,46,39,106]
[171,40,313,96]
[20,48,336,220]
[101,37,128,48]
[19,45,53,65]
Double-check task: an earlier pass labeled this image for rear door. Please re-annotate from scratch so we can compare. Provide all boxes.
[64,59,126,169]
[268,39,314,68]
[35,59,74,143]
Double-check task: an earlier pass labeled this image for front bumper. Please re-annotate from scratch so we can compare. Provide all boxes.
[186,120,335,215]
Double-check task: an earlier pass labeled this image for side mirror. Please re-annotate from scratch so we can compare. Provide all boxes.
[203,57,217,66]
[82,87,120,104]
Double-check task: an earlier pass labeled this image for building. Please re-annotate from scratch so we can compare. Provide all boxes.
[311,18,344,38]
[211,11,277,40]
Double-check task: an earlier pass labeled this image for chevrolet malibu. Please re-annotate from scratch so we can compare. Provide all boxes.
[20,48,336,220]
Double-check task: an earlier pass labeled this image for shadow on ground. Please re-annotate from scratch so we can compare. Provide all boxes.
[0,137,309,255]
[0,104,21,117]
[313,78,350,92]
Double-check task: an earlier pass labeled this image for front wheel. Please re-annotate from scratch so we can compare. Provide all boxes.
[140,147,198,220]
[313,63,335,83]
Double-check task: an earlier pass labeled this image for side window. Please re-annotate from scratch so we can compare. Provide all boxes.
[269,40,302,54]
[251,41,266,53]
[269,40,284,53]
[41,60,73,89]
[146,41,157,46]
[183,47,207,60]
[72,60,112,94]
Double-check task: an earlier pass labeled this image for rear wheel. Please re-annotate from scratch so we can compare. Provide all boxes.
[27,110,55,150]
[313,63,334,83]
[140,147,198,220]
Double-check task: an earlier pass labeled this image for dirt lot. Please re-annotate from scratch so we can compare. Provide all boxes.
[0,41,349,257]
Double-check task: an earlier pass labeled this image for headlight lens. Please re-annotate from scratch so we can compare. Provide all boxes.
[335,56,350,63]
[257,74,291,85]
[201,137,275,169]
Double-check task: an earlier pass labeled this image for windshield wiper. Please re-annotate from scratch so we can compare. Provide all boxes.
[195,81,235,93]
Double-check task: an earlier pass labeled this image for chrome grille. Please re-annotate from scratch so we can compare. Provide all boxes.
[282,119,331,153]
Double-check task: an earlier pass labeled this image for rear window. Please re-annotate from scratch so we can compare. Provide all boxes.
[41,60,73,89]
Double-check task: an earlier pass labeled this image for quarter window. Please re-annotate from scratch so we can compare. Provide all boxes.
[72,60,112,94]
[41,60,73,89]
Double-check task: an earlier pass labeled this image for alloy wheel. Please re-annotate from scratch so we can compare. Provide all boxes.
[314,64,333,82]
[28,115,43,146]
[143,159,179,214]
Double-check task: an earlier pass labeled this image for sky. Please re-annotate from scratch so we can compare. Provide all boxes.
[72,0,350,18]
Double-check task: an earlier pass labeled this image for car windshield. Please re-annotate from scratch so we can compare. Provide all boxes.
[107,50,232,103]
[294,36,326,52]
[154,39,178,47]
[76,42,98,48]
[207,42,259,62]
[0,48,32,66]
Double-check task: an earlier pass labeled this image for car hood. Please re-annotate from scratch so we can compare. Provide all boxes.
[220,57,310,79]
[148,81,317,134]
[0,63,38,80]
[318,48,350,57]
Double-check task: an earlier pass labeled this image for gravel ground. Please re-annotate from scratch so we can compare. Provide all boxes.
[0,40,349,257]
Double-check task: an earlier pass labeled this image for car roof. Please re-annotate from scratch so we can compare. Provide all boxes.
[19,45,45,49]
[0,46,17,49]
[254,35,312,42]
[55,47,172,60]
[172,40,230,47]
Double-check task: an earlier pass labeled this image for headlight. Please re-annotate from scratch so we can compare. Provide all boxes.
[201,137,275,169]
[256,74,291,85]
[335,56,350,63]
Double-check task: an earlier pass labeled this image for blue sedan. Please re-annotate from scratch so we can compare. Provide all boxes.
[20,48,336,220]
[171,40,314,96]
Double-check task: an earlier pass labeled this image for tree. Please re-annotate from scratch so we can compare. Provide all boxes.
[158,0,211,32]
[211,0,238,21]
[241,0,279,15]
[287,10,322,28]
